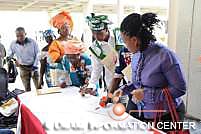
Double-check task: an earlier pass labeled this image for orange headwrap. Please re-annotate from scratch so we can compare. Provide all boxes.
[48,39,86,62]
[64,39,86,54]
[50,11,73,30]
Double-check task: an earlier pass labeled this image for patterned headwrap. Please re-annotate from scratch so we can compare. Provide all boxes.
[86,13,112,31]
[64,39,86,54]
[50,11,73,31]
[43,29,55,39]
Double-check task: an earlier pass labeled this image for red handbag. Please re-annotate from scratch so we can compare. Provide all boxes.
[153,88,190,134]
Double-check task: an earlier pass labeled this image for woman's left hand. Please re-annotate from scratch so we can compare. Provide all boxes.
[131,88,144,103]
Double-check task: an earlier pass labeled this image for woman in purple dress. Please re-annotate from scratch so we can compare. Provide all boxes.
[114,12,187,132]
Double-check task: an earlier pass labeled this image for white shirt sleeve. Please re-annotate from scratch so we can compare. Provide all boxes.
[87,54,103,89]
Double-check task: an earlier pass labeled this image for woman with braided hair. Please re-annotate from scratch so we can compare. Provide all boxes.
[114,13,187,132]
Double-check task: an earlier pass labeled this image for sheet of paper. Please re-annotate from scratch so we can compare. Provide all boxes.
[36,87,62,95]
[122,64,132,82]
[101,46,118,74]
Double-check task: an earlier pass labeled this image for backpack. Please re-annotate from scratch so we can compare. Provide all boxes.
[0,68,24,129]
[0,68,8,100]
[7,58,18,83]
[0,68,16,129]
[0,68,25,101]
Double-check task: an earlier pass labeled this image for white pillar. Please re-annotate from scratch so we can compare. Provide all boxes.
[84,0,93,15]
[168,0,201,119]
[184,0,201,120]
[167,0,179,51]
[47,11,52,27]
[83,0,93,47]
[117,0,124,26]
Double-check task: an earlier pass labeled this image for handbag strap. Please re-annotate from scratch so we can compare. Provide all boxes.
[164,90,176,123]
[163,88,180,122]
[154,88,180,125]
[154,101,163,128]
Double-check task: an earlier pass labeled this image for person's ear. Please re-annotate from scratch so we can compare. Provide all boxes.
[131,36,137,43]
[25,33,27,36]
[131,36,139,48]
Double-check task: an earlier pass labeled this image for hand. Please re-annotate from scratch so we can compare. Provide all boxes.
[31,69,39,77]
[84,79,89,84]
[79,85,96,96]
[32,66,38,71]
[131,88,144,103]
[59,82,67,88]
[112,89,124,103]
[113,89,123,97]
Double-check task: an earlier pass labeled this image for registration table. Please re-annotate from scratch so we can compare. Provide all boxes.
[18,86,163,134]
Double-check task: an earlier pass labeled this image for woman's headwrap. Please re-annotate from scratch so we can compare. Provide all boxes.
[50,11,73,31]
[64,39,86,54]
[86,13,112,31]
[43,29,55,39]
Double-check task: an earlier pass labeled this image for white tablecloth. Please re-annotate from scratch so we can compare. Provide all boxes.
[18,87,162,134]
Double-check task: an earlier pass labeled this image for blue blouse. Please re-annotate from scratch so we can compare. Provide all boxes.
[122,42,186,119]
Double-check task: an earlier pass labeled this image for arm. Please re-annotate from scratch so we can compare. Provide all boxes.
[33,40,40,68]
[108,49,126,93]
[39,58,46,86]
[121,83,136,95]
[108,78,122,94]
[161,51,186,98]
[48,41,63,63]
[87,54,103,89]
[113,82,136,97]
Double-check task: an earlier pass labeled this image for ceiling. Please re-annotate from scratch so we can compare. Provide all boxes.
[0,0,168,16]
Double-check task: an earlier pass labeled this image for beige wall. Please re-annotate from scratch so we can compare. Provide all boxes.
[168,0,201,119]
